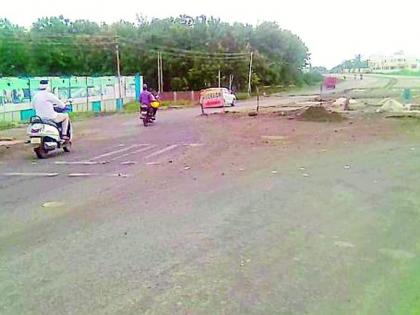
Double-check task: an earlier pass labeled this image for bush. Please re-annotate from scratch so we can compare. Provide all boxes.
[302,71,323,85]
[235,92,250,100]
[259,85,286,95]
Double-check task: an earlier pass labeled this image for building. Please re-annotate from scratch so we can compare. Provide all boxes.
[368,51,420,72]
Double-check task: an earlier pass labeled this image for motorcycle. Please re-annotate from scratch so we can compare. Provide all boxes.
[140,100,160,127]
[27,104,73,159]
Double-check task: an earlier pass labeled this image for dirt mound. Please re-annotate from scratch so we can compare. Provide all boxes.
[377,98,407,113]
[299,106,345,122]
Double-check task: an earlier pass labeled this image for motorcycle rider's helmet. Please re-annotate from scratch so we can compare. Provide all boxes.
[39,79,49,90]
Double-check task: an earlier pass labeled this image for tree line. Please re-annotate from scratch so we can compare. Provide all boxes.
[0,15,314,91]
[330,54,369,73]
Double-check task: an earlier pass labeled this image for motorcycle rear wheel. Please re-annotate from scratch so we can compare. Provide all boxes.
[63,141,72,152]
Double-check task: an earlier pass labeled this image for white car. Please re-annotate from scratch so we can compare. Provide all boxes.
[200,88,237,108]
[221,88,236,107]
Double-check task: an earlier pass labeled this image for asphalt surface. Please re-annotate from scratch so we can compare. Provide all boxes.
[2,87,420,314]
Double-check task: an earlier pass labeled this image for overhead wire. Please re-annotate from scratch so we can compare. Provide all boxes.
[118,37,250,56]
[119,44,249,61]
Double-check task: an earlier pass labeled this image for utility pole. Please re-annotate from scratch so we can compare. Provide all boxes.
[157,51,161,93]
[160,52,163,92]
[229,74,233,91]
[218,68,221,88]
[115,37,122,100]
[248,51,253,95]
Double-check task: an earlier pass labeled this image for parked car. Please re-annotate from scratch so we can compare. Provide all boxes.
[200,88,236,108]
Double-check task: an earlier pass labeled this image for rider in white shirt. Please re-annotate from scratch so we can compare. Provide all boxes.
[32,80,69,139]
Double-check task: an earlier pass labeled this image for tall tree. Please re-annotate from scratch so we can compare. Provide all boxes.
[0,19,29,76]
[0,15,311,90]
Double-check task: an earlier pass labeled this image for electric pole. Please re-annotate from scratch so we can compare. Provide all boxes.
[160,52,163,92]
[248,51,253,95]
[157,51,161,93]
[115,37,122,100]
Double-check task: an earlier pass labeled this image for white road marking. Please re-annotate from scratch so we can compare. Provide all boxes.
[108,145,157,162]
[3,172,59,177]
[120,161,137,165]
[68,173,92,177]
[46,142,184,168]
[55,161,100,165]
[144,145,179,160]
[183,143,204,147]
[109,173,130,178]
[68,173,130,178]
[146,162,160,165]
[42,201,65,208]
[68,173,131,177]
[89,144,149,161]
[3,172,129,178]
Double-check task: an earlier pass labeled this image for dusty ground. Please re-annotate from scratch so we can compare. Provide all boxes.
[1,86,420,314]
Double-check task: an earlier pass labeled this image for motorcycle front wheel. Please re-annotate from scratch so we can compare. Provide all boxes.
[34,146,48,159]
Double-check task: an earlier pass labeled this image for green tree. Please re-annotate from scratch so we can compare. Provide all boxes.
[0,19,29,76]
[0,15,311,91]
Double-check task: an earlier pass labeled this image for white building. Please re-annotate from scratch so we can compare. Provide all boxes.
[368,51,420,72]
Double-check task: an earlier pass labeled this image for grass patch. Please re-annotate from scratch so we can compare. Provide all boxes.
[378,70,420,77]
[237,83,316,100]
[161,100,195,107]
[235,92,251,100]
[0,111,115,131]
[259,85,287,96]
[68,111,114,121]
[0,121,22,130]
[124,101,195,113]
[348,89,402,100]
[123,102,140,113]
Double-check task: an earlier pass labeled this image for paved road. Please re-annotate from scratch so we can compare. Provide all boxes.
[2,93,420,314]
[231,74,399,113]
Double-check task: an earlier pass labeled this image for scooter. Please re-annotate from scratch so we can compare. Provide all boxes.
[27,104,73,159]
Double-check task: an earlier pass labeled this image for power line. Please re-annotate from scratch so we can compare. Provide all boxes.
[118,37,249,56]
[0,37,115,47]
[119,43,249,60]
[0,35,115,45]
[159,51,249,60]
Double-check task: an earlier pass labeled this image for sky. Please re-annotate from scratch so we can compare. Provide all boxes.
[2,0,420,68]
